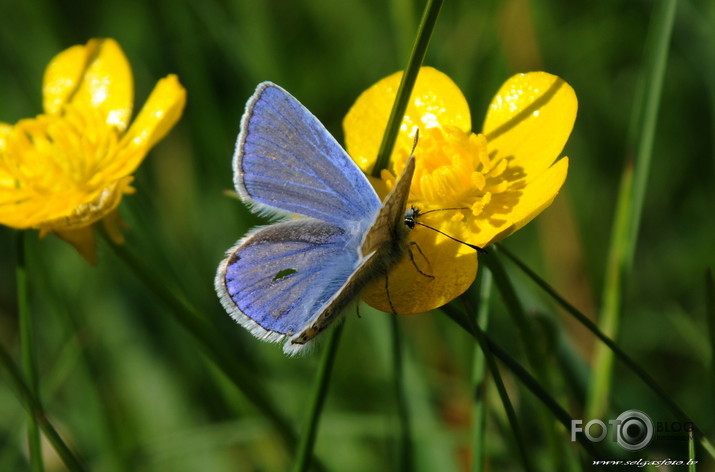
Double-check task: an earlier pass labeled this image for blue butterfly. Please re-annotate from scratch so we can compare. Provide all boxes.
[214,82,417,355]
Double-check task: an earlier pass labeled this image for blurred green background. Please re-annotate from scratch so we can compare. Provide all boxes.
[1,0,714,470]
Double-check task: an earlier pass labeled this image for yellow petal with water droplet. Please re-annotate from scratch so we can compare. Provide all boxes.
[44,39,134,130]
[483,72,576,182]
[344,67,471,174]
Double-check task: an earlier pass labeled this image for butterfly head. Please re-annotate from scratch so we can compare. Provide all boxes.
[403,205,488,254]
[403,205,421,230]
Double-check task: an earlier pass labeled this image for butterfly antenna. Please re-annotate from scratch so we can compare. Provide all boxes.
[410,128,420,156]
[413,221,488,254]
[418,206,469,216]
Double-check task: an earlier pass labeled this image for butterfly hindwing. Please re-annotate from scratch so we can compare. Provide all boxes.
[235,82,381,229]
[215,219,361,345]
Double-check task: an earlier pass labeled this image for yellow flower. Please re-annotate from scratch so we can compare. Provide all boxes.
[0,38,186,263]
[344,67,577,314]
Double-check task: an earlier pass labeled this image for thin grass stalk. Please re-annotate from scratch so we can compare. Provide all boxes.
[706,269,715,419]
[480,248,572,468]
[442,305,604,461]
[292,322,344,472]
[588,0,678,419]
[371,1,444,469]
[471,271,492,472]
[16,232,43,472]
[498,244,715,459]
[689,426,697,472]
[390,316,414,472]
[460,293,535,472]
[0,343,87,472]
[371,0,443,177]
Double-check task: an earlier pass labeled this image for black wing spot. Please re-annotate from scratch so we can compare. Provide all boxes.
[272,268,298,282]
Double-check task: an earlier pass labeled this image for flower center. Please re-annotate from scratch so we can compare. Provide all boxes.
[0,104,131,229]
[1,105,120,197]
[387,126,512,222]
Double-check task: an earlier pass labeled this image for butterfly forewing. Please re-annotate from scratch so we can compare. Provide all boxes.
[235,83,381,229]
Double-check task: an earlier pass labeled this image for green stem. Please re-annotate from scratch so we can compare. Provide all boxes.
[373,3,444,469]
[0,343,87,472]
[480,248,571,468]
[291,322,344,472]
[689,426,697,472]
[371,0,444,177]
[480,249,543,376]
[706,269,715,422]
[460,293,534,472]
[16,232,44,472]
[588,163,633,419]
[498,244,715,459]
[441,305,604,460]
[588,0,677,419]
[471,272,492,472]
[101,234,301,456]
[391,316,413,472]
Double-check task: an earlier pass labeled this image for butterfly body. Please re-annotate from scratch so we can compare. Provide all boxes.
[215,82,415,355]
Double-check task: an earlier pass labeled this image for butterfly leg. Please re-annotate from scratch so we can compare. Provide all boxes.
[385,274,398,315]
[408,241,435,279]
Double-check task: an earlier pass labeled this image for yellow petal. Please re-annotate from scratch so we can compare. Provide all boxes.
[0,123,12,189]
[344,67,471,173]
[109,75,186,179]
[52,226,98,264]
[43,44,91,115]
[361,227,478,314]
[476,157,569,245]
[44,39,134,130]
[483,72,576,182]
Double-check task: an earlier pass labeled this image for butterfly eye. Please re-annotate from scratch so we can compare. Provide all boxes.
[404,206,418,229]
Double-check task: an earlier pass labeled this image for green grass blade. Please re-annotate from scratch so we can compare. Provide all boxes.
[480,248,575,468]
[0,343,87,472]
[292,322,344,472]
[588,0,678,419]
[706,269,715,417]
[471,271,492,472]
[689,425,697,472]
[588,163,633,418]
[16,232,43,472]
[442,305,604,461]
[498,244,715,459]
[460,292,535,472]
[390,316,414,472]
[371,0,444,177]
